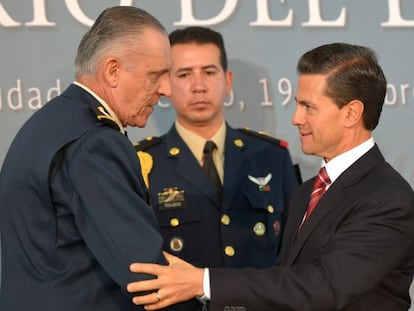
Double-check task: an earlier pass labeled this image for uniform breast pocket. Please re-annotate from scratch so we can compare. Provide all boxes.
[244,189,285,251]
[154,201,202,255]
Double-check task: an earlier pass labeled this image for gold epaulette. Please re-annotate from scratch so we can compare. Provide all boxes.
[90,106,122,132]
[134,136,162,151]
[237,127,288,148]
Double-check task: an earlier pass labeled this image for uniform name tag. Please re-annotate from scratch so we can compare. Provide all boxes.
[158,187,185,210]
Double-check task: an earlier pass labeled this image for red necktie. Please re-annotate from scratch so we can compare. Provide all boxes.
[303,167,331,224]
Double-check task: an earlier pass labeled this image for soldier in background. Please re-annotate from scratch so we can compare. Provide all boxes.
[135,27,299,274]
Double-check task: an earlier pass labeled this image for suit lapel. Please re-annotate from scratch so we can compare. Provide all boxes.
[284,145,385,265]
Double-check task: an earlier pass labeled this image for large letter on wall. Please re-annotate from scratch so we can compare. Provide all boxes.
[26,0,55,26]
[0,3,20,26]
[250,0,293,27]
[175,0,237,26]
[382,0,414,27]
[65,0,133,26]
[302,0,345,27]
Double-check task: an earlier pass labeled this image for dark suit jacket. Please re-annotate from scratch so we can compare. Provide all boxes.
[209,145,414,310]
[135,125,297,269]
[0,84,167,310]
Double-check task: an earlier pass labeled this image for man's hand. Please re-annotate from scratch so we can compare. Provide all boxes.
[127,252,205,310]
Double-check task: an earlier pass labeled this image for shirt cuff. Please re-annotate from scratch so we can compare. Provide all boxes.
[197,267,211,301]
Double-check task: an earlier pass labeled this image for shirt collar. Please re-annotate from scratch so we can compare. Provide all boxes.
[73,81,125,134]
[175,120,226,165]
[323,137,375,186]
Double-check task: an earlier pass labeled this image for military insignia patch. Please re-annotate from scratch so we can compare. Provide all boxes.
[248,173,272,191]
[93,106,122,132]
[158,187,185,210]
[169,237,184,252]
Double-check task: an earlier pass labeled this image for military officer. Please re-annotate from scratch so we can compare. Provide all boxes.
[135,26,298,269]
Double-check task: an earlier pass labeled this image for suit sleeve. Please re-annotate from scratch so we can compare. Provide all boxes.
[52,127,165,288]
[209,184,414,310]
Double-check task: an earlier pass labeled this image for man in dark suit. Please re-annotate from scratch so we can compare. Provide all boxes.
[134,27,298,271]
[126,43,414,311]
[0,6,195,311]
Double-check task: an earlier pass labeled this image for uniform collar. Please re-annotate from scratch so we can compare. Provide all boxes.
[73,81,125,134]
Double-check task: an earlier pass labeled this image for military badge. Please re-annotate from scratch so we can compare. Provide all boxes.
[253,222,266,236]
[248,173,272,191]
[169,237,184,252]
[158,187,185,210]
[273,220,281,235]
[91,106,122,132]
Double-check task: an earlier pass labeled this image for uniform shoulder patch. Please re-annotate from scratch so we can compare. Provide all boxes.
[237,128,288,148]
[134,136,163,151]
[90,106,122,132]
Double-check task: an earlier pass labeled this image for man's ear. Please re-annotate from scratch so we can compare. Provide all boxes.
[344,100,364,128]
[103,57,120,87]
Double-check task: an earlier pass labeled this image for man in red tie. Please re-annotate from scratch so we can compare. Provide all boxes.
[127,43,414,311]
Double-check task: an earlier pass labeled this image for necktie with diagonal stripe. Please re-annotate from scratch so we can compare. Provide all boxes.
[303,166,331,224]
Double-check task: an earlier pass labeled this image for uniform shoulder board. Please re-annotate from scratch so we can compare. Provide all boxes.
[134,136,162,151]
[90,106,122,132]
[237,128,288,148]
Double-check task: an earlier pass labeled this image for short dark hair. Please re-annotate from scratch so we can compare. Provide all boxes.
[169,26,228,71]
[297,43,387,130]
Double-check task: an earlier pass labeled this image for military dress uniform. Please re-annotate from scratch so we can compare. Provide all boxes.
[135,123,298,269]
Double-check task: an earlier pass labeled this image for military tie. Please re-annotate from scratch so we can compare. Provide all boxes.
[202,140,222,200]
[302,166,331,226]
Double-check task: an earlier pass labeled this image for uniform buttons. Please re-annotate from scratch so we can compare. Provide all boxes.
[267,205,274,214]
[233,139,244,148]
[224,246,235,257]
[221,214,230,225]
[170,218,180,227]
[169,147,180,156]
[253,222,266,236]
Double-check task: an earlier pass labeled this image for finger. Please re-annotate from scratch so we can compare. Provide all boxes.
[162,251,177,263]
[126,279,159,293]
[131,292,157,306]
[129,262,159,274]
[131,294,172,310]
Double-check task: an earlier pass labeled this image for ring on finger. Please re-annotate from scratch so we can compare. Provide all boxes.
[155,291,161,302]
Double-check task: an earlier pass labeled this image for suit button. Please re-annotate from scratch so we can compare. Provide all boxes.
[221,214,230,225]
[224,246,235,257]
[170,218,180,227]
[267,205,274,213]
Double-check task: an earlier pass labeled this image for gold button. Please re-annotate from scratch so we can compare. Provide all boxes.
[267,205,274,214]
[169,147,180,156]
[253,222,266,236]
[233,139,244,148]
[170,218,180,227]
[146,136,153,141]
[224,246,235,257]
[221,214,230,225]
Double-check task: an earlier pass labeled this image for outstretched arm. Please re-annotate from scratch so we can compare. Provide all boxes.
[127,252,205,310]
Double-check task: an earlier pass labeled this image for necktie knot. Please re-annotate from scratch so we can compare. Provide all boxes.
[203,140,217,155]
[313,167,331,190]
